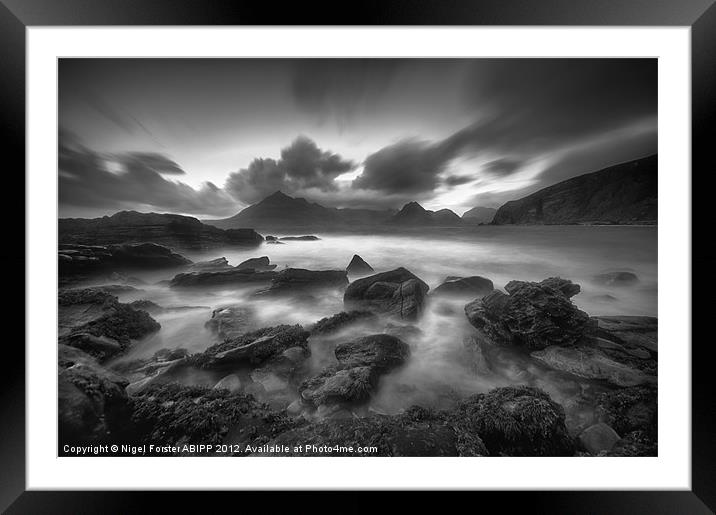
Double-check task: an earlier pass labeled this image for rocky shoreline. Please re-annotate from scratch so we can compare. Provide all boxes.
[58,240,657,457]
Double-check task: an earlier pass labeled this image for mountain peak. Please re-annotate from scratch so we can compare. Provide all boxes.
[265,190,293,201]
[399,201,427,213]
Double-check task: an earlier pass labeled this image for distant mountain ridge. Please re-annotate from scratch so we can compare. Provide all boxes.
[59,210,263,250]
[389,202,462,226]
[492,155,657,225]
[462,206,497,224]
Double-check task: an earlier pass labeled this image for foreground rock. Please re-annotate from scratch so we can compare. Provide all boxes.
[464,277,589,350]
[205,305,258,340]
[310,310,378,336]
[129,383,297,453]
[593,316,658,352]
[344,267,429,320]
[59,242,191,274]
[169,268,277,288]
[59,288,160,360]
[236,256,277,271]
[58,345,132,446]
[189,257,232,271]
[59,210,264,251]
[433,276,494,298]
[255,406,488,456]
[254,268,348,296]
[450,386,574,456]
[346,254,374,276]
[299,334,409,410]
[578,422,621,453]
[594,385,657,437]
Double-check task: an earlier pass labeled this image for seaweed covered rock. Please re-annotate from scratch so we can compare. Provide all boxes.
[344,267,429,320]
[450,386,574,456]
[335,334,410,371]
[129,383,297,453]
[58,345,132,446]
[464,277,589,350]
[254,406,488,457]
[594,385,657,436]
[310,310,378,336]
[601,430,657,456]
[433,276,494,298]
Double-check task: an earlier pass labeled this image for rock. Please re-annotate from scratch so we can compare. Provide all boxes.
[107,242,191,268]
[279,235,320,241]
[310,310,378,336]
[594,385,657,436]
[602,430,657,456]
[464,277,589,350]
[213,374,243,393]
[334,334,410,372]
[195,325,310,369]
[299,334,409,410]
[578,423,621,453]
[346,254,374,276]
[255,406,487,457]
[127,300,209,315]
[433,276,494,298]
[169,268,278,288]
[592,271,639,286]
[265,235,277,241]
[538,277,582,298]
[593,316,658,353]
[255,268,348,296]
[58,345,131,445]
[129,383,297,452]
[190,257,232,271]
[236,256,277,271]
[450,386,574,456]
[531,345,654,387]
[205,305,257,340]
[344,267,429,320]
[266,241,285,245]
[59,210,264,251]
[59,288,161,360]
[58,242,192,273]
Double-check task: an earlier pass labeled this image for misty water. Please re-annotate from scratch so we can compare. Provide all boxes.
[106,225,657,431]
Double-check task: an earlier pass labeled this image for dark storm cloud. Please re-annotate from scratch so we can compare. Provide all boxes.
[443,174,475,187]
[225,136,356,203]
[58,131,237,217]
[482,158,524,177]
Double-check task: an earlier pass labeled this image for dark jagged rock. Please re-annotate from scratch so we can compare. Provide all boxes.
[433,276,494,298]
[450,386,574,456]
[594,385,657,437]
[205,304,258,340]
[346,254,374,276]
[279,235,320,241]
[189,257,232,271]
[492,155,657,225]
[59,287,160,360]
[592,271,639,286]
[255,406,488,456]
[169,268,278,288]
[299,334,409,409]
[594,316,658,352]
[58,345,131,446]
[59,242,191,274]
[344,267,429,320]
[464,277,589,350]
[310,310,378,336]
[236,256,277,271]
[255,268,348,296]
[59,210,263,251]
[195,325,310,369]
[129,383,297,453]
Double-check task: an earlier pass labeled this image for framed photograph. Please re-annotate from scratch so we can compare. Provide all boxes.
[3,0,714,511]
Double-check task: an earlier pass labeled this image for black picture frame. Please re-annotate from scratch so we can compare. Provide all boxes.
[2,1,713,512]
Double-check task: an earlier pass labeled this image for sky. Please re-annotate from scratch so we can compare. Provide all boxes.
[58,58,657,218]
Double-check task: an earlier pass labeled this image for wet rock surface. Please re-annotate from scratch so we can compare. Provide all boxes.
[433,276,494,298]
[254,268,348,296]
[236,256,277,271]
[59,242,192,274]
[169,268,278,288]
[346,254,374,276]
[344,267,429,320]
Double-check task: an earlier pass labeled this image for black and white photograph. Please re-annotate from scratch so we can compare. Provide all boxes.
[57,57,658,458]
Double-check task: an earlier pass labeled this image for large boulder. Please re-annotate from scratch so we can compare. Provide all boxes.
[169,268,278,288]
[450,386,574,456]
[255,268,348,296]
[346,254,374,276]
[236,256,277,271]
[344,267,429,320]
[58,345,132,446]
[254,406,488,457]
[433,276,494,298]
[464,277,589,350]
[335,334,410,371]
